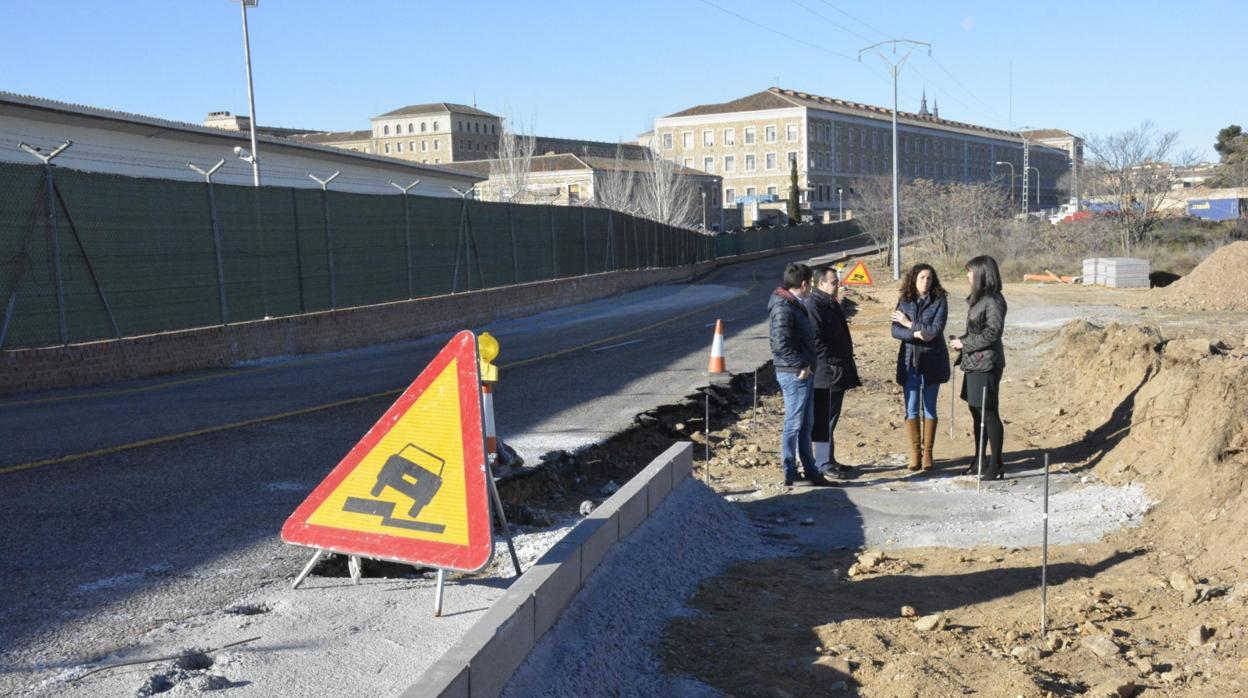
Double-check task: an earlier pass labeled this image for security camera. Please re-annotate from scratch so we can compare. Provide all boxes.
[233,146,245,156]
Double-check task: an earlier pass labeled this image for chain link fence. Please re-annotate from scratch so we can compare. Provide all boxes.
[0,161,856,349]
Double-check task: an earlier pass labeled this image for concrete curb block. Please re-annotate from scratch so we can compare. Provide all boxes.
[403,442,694,698]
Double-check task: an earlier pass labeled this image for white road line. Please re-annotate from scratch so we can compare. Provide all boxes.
[589,339,645,353]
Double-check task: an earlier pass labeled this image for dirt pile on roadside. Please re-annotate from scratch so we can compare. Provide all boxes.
[1152,240,1248,311]
[1040,320,1248,576]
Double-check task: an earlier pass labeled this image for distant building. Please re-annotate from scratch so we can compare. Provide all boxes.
[0,92,481,196]
[655,86,1073,212]
[277,103,650,165]
[454,153,721,223]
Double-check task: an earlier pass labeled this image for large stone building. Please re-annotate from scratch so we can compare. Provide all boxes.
[654,87,1074,214]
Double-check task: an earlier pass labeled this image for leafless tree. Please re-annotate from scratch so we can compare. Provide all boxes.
[903,179,1011,266]
[1082,121,1195,254]
[635,148,701,228]
[589,145,639,214]
[849,175,896,263]
[488,114,536,203]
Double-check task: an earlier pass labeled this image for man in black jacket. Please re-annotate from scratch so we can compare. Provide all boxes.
[808,266,861,478]
[767,262,832,487]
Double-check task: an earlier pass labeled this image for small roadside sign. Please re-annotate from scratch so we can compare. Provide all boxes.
[281,330,494,572]
[841,260,873,286]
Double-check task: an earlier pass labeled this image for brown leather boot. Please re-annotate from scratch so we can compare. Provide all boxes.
[905,418,922,471]
[922,418,938,470]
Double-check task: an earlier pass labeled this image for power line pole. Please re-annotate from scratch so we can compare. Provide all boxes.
[859,39,930,281]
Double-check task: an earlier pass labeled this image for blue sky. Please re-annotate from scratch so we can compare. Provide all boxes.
[3,1,1243,160]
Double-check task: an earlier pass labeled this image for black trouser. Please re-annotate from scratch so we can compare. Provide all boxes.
[968,406,1004,471]
[812,387,845,464]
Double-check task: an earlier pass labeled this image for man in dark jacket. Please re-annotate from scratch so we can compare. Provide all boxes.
[808,266,861,477]
[768,262,831,486]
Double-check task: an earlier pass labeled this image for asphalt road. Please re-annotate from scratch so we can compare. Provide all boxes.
[0,239,874,694]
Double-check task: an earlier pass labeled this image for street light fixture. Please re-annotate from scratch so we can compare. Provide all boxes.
[859,38,931,280]
[232,0,261,187]
[837,187,843,222]
[993,161,1015,207]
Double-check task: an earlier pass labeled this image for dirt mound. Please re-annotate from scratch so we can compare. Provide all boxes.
[1152,240,1248,311]
[1041,320,1248,576]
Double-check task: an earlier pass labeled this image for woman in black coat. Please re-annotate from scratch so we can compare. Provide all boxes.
[890,263,950,471]
[807,266,861,476]
[951,255,1008,480]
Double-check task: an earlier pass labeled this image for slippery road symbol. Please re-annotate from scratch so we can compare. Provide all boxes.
[343,444,447,533]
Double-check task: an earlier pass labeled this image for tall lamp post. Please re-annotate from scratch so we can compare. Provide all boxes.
[859,39,931,280]
[233,0,261,187]
[837,186,843,221]
[994,161,1015,208]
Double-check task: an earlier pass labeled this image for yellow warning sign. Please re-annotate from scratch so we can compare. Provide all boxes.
[841,260,873,286]
[306,363,469,543]
[282,330,493,571]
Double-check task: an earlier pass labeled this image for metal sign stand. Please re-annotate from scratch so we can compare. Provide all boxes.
[1041,452,1050,637]
[976,385,987,492]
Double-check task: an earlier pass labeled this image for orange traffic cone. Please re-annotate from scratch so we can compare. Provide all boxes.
[706,319,727,374]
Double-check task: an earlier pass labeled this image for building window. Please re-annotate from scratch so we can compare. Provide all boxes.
[725,187,735,202]
[421,141,428,152]
[383,125,390,135]
[723,128,735,145]
[384,143,391,153]
[765,125,777,143]
[787,151,797,167]
[682,131,693,148]
[767,185,777,196]
[662,132,674,149]
[746,186,756,197]
[702,129,714,147]
[744,127,756,145]
[417,122,425,133]
[433,139,440,150]
[396,142,403,153]
[745,154,756,171]
[765,152,776,170]
[703,156,714,173]
[683,157,693,168]
[435,158,441,163]
[433,121,440,132]
[568,183,580,203]
[787,123,798,142]
[724,155,735,172]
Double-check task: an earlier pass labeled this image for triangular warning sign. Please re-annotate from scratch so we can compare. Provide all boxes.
[841,260,873,286]
[281,330,494,572]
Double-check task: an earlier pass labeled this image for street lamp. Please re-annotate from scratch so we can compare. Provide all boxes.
[232,0,261,187]
[700,189,707,230]
[859,38,931,281]
[837,187,843,222]
[1026,166,1041,211]
[994,161,1015,207]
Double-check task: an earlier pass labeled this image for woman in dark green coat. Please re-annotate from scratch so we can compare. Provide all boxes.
[951,255,1008,480]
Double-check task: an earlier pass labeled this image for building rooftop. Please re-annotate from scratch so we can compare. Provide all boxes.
[374,102,498,119]
[0,91,484,181]
[665,86,1058,142]
[454,153,713,178]
[286,129,374,144]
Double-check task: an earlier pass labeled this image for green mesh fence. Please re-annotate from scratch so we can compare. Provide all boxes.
[0,162,861,349]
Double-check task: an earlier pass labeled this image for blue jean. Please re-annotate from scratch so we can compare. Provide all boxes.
[776,371,816,480]
[904,367,940,419]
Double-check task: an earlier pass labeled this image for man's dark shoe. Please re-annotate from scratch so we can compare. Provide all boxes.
[804,471,836,487]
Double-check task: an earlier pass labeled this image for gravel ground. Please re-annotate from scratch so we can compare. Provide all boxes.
[502,478,775,697]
